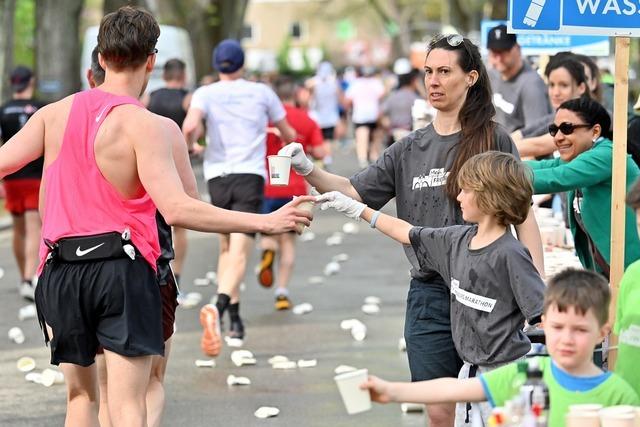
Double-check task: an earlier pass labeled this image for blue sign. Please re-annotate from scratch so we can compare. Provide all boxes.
[508,0,640,36]
[481,20,610,56]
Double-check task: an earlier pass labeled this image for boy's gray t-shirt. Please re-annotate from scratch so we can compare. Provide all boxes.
[409,225,545,365]
[489,61,553,133]
[350,123,519,283]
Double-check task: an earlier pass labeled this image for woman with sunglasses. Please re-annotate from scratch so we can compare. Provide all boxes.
[280,34,544,427]
[527,97,640,275]
[513,55,590,158]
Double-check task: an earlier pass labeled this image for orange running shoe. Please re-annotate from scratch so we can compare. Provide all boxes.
[257,249,275,288]
[199,304,222,357]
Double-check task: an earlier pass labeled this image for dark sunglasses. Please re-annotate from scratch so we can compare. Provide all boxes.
[548,122,593,137]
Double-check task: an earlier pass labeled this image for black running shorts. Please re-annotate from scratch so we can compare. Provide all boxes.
[207,173,264,237]
[35,257,164,366]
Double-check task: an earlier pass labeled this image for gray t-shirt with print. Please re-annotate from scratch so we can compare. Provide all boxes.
[489,61,553,133]
[350,123,519,283]
[409,225,544,366]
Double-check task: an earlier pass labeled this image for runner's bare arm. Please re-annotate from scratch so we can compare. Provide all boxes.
[134,113,312,234]
[181,107,204,148]
[362,376,485,405]
[0,109,45,179]
[273,118,296,144]
[163,117,199,200]
[515,209,545,278]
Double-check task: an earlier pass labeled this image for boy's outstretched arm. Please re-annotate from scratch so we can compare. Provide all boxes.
[361,375,486,405]
[316,191,411,244]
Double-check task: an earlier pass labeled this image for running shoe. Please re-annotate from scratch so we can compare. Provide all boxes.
[199,304,222,357]
[257,249,275,288]
[228,317,245,340]
[274,294,291,311]
[19,281,35,302]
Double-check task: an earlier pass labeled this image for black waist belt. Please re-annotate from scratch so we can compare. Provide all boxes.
[45,230,136,263]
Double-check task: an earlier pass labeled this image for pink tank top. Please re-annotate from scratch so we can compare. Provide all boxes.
[38,88,160,273]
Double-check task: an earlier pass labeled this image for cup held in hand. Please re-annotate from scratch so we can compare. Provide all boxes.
[268,155,291,186]
[295,200,314,233]
[334,368,371,415]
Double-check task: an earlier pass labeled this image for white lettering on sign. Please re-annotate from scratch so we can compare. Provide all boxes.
[450,279,497,313]
[575,0,639,15]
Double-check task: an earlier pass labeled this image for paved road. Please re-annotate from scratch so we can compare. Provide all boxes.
[0,149,428,426]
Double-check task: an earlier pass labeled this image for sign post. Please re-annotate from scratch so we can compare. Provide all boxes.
[508,0,640,369]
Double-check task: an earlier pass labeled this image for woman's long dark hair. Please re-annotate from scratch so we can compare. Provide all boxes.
[558,97,612,140]
[545,55,591,98]
[427,36,496,201]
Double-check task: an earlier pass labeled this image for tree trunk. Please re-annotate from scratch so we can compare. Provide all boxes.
[35,0,83,102]
[0,0,15,103]
[103,0,149,14]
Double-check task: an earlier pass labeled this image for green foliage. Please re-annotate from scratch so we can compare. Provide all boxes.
[13,0,35,68]
[275,36,314,79]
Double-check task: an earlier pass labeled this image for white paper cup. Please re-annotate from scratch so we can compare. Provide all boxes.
[600,414,635,427]
[16,356,36,372]
[635,408,640,427]
[41,368,65,387]
[566,411,601,427]
[295,200,314,233]
[8,327,25,344]
[334,368,371,415]
[268,155,291,186]
[570,404,604,413]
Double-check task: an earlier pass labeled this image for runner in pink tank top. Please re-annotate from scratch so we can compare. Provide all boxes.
[0,7,313,425]
[39,88,160,274]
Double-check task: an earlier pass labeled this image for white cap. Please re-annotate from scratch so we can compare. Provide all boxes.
[393,58,412,75]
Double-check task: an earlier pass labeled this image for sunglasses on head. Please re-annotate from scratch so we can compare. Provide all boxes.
[428,34,464,51]
[548,122,593,137]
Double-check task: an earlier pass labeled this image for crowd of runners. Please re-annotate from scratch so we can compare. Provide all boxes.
[1,5,640,427]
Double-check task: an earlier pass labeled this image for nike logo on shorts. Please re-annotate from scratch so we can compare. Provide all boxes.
[76,243,105,257]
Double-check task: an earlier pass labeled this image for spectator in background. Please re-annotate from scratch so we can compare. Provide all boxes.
[381,59,421,145]
[487,24,552,133]
[0,66,46,301]
[344,66,385,168]
[257,77,325,310]
[628,94,640,167]
[513,55,590,159]
[307,61,342,167]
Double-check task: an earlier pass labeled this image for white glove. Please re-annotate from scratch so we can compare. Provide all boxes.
[315,191,366,220]
[278,142,314,176]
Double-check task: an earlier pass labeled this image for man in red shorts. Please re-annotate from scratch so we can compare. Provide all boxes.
[0,66,45,301]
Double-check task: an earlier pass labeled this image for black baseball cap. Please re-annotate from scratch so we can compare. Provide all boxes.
[487,25,517,51]
[10,66,33,92]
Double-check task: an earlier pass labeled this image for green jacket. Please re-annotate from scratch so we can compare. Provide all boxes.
[526,138,640,272]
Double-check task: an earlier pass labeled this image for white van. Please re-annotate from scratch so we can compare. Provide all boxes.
[80,25,196,92]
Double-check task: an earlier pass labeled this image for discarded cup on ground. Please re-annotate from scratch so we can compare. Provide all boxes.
[297,359,317,368]
[227,374,251,386]
[8,327,25,344]
[224,336,244,348]
[267,155,291,186]
[364,296,381,305]
[333,253,350,263]
[308,276,324,285]
[205,271,218,283]
[361,304,380,315]
[324,261,341,276]
[340,319,360,330]
[254,406,280,419]
[268,355,289,365]
[342,222,359,234]
[41,368,65,387]
[19,304,37,321]
[292,302,313,315]
[295,200,315,234]
[351,322,367,341]
[272,360,297,370]
[193,278,210,287]
[326,233,344,246]
[25,372,43,384]
[16,356,36,372]
[195,359,216,368]
[334,368,371,415]
[231,350,256,367]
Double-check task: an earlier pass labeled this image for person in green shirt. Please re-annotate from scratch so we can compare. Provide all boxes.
[613,179,640,396]
[526,96,640,277]
[361,269,639,427]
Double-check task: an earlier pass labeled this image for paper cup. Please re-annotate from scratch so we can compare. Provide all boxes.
[268,155,291,186]
[16,356,36,372]
[566,411,601,427]
[334,368,371,415]
[41,368,65,387]
[8,327,25,344]
[570,404,604,413]
[635,408,640,427]
[600,414,635,427]
[295,200,314,233]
